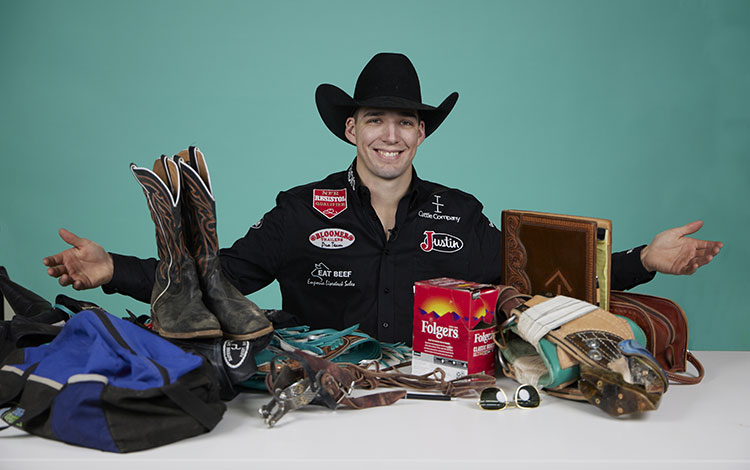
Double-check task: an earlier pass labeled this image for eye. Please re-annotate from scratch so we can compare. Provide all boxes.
[401,119,415,126]
[367,118,382,124]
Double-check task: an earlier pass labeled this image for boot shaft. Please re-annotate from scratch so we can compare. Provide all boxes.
[131,157,191,280]
[175,147,220,278]
[131,156,222,339]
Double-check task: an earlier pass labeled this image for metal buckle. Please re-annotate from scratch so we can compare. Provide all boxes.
[335,379,355,404]
[258,378,317,428]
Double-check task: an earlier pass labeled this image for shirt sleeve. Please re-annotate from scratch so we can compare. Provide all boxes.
[102,193,290,301]
[611,245,656,290]
[474,211,505,285]
[218,193,289,295]
[101,253,157,303]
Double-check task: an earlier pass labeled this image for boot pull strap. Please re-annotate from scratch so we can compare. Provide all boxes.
[151,155,180,200]
[188,146,212,191]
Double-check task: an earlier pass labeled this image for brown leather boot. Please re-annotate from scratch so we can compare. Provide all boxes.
[131,156,222,339]
[174,147,273,340]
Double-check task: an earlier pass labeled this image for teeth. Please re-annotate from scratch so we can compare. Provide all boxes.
[379,151,399,157]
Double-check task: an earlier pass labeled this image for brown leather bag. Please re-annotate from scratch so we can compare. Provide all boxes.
[609,291,704,384]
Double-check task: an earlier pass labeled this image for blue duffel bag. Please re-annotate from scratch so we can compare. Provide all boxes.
[0,308,225,452]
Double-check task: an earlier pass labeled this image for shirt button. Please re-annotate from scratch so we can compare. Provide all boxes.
[384,287,390,294]
[383,322,389,328]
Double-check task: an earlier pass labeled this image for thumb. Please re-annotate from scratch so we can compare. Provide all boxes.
[59,227,84,247]
[674,220,703,238]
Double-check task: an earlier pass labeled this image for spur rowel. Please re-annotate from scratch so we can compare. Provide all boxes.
[130,156,221,339]
[174,146,273,340]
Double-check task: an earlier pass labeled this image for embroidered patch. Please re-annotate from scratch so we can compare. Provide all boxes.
[1,406,24,426]
[418,211,461,224]
[223,340,250,369]
[309,228,355,249]
[420,231,464,253]
[307,262,355,287]
[313,189,347,219]
[418,195,461,223]
[432,195,444,213]
[347,164,356,190]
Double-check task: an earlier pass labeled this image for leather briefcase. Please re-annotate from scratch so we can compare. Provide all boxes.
[609,290,704,384]
[501,210,613,310]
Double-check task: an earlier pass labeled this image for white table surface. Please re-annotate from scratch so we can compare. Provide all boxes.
[2,351,749,469]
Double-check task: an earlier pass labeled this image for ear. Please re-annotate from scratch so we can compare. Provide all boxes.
[417,120,426,146]
[345,117,357,145]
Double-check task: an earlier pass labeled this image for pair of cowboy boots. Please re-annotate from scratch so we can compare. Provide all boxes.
[131,147,273,340]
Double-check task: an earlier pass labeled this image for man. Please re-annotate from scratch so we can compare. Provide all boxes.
[43,53,722,344]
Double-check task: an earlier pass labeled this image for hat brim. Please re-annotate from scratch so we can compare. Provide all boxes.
[316,84,458,145]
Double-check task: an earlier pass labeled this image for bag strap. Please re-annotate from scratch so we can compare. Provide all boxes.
[0,363,55,431]
[162,381,223,431]
[667,351,704,384]
[0,363,37,407]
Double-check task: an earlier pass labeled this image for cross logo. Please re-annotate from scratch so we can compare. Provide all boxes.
[432,195,444,214]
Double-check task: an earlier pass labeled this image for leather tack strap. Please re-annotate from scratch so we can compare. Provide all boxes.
[496,285,530,320]
[266,348,495,411]
[667,352,704,384]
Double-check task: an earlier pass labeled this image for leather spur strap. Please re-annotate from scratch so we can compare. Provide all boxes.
[260,348,494,427]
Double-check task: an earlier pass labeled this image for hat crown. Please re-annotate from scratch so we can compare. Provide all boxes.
[353,53,422,103]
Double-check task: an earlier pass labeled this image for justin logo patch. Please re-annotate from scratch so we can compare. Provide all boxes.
[420,230,464,253]
[313,189,347,219]
[223,340,250,369]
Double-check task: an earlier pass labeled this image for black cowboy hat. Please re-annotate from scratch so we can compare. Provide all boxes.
[315,52,459,145]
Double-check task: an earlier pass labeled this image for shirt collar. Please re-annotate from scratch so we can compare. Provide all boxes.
[346,158,424,203]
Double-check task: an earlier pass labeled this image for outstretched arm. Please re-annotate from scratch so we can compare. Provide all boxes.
[640,220,723,275]
[43,228,114,290]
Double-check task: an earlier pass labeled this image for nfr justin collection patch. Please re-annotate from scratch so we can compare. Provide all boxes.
[313,189,347,219]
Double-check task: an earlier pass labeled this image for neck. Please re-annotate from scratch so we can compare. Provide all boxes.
[357,167,412,238]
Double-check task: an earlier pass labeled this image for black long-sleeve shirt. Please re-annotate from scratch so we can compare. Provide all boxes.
[104,161,655,343]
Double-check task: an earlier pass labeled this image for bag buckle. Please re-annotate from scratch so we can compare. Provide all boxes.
[259,378,317,428]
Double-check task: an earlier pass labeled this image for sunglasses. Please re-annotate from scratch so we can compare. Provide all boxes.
[478,384,541,411]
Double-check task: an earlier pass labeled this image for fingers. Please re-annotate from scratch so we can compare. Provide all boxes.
[682,252,717,275]
[674,220,704,237]
[58,227,84,247]
[694,239,724,255]
[43,253,64,267]
[58,273,73,287]
[46,264,68,278]
[689,240,722,263]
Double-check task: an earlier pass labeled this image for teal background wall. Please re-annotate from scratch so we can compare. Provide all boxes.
[1,0,747,350]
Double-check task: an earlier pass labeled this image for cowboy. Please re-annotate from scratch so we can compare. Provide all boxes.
[43,53,722,344]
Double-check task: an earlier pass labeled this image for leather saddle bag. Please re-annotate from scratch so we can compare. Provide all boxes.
[609,290,704,384]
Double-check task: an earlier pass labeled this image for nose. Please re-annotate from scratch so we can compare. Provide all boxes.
[383,121,399,144]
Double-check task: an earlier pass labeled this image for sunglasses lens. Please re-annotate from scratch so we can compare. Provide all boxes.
[479,387,507,410]
[514,384,541,409]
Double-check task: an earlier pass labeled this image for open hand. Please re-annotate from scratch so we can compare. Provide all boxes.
[640,221,723,275]
[43,228,114,290]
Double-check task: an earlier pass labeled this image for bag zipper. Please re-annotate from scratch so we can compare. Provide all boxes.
[92,309,171,385]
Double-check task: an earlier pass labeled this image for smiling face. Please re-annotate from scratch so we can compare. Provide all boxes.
[345,107,426,188]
